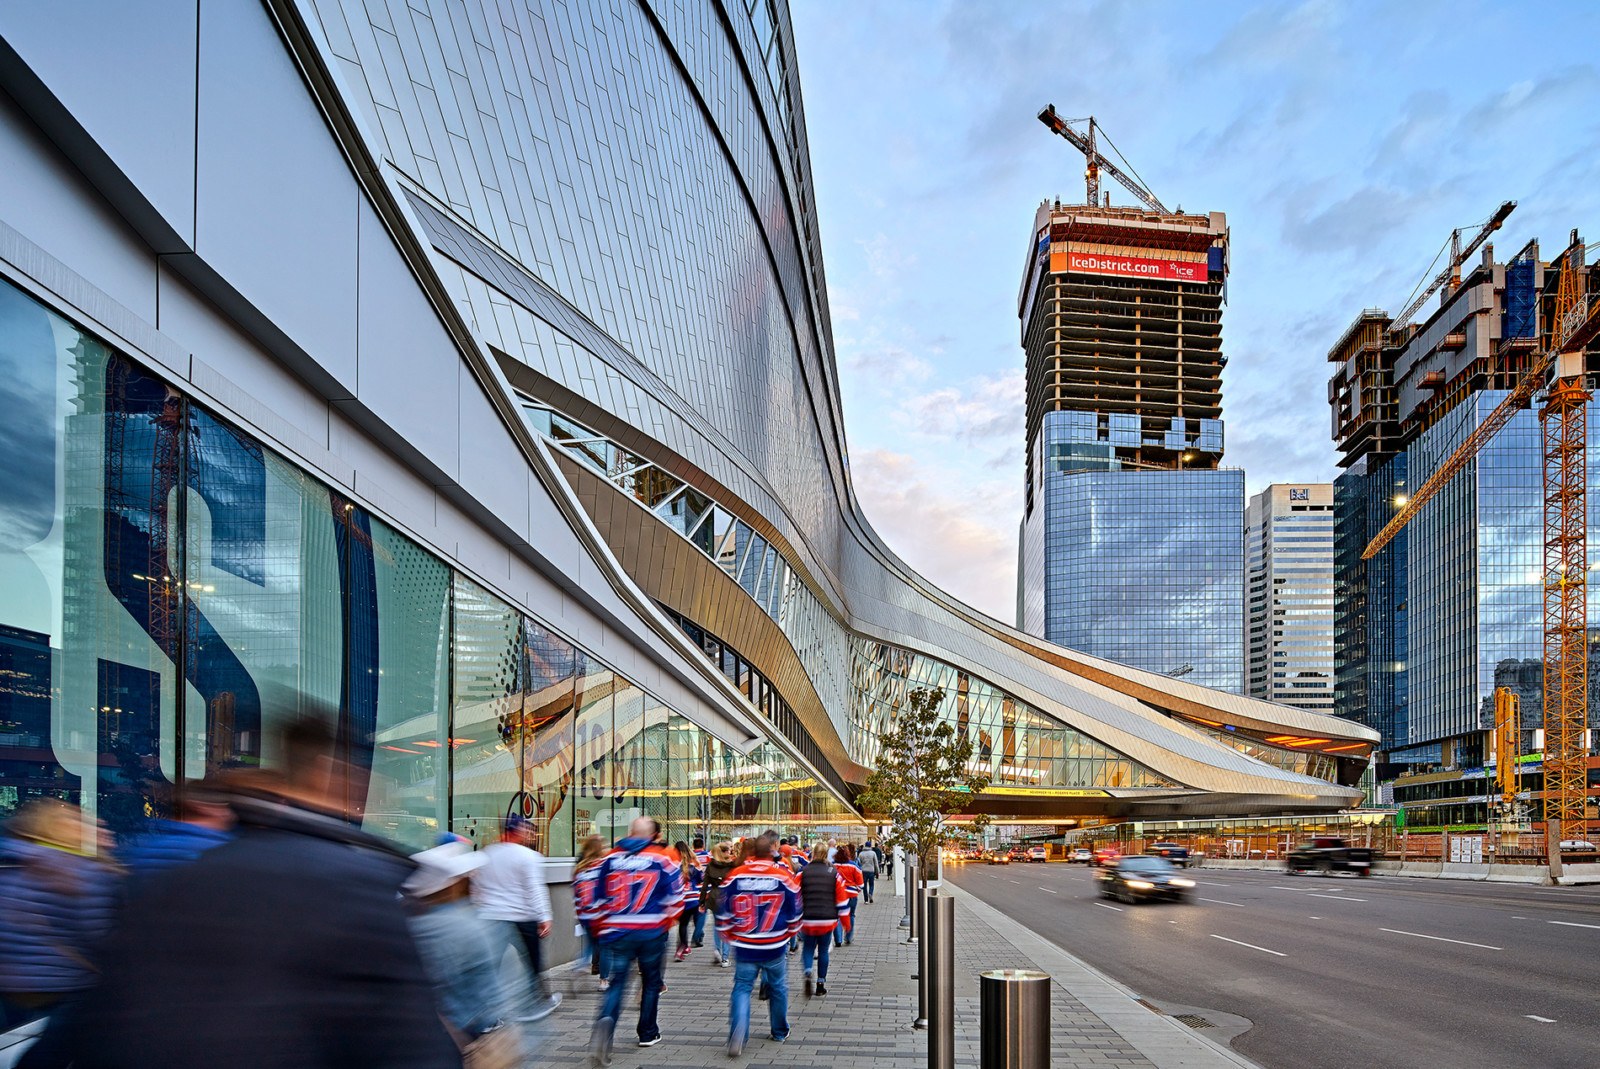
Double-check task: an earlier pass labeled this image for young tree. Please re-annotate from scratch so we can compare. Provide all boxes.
[857,686,991,881]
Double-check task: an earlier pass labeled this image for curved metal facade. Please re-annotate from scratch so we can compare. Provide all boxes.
[0,0,1374,839]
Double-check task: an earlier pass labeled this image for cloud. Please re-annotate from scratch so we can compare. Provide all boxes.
[894,368,1023,444]
[850,448,1019,621]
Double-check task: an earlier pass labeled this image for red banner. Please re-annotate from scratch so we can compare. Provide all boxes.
[1053,249,1206,283]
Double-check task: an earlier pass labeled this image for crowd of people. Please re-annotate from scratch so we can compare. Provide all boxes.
[0,716,895,1068]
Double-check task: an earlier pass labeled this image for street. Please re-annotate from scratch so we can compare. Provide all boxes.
[947,862,1600,1069]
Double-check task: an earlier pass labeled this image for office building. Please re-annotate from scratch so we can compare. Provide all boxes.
[1017,201,1246,691]
[0,0,1372,859]
[1245,484,1335,711]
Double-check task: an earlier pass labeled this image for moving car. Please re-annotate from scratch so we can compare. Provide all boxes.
[1028,845,1049,863]
[1008,847,1031,863]
[1093,846,1121,867]
[1096,856,1194,904]
[985,849,1011,865]
[1069,847,1094,864]
[1149,842,1193,868]
[1286,837,1373,876]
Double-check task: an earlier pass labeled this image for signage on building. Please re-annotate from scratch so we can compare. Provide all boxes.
[1290,488,1310,501]
[1052,248,1207,283]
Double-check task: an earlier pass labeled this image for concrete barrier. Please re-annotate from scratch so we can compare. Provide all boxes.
[1190,856,1557,885]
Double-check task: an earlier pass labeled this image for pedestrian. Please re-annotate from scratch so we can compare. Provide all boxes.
[717,834,801,1057]
[571,834,608,989]
[826,838,838,863]
[833,844,863,946]
[0,799,119,1031]
[673,839,702,961]
[700,841,737,967]
[589,817,683,1065]
[404,841,521,1068]
[690,837,710,946]
[115,782,233,883]
[883,845,895,881]
[856,840,881,903]
[472,814,560,1022]
[35,714,458,1068]
[797,844,844,998]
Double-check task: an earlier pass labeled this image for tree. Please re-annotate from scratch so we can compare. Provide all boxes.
[857,686,991,880]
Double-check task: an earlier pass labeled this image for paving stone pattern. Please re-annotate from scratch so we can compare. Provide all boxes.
[530,886,1156,1069]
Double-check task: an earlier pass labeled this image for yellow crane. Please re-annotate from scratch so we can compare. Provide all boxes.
[1363,232,1600,861]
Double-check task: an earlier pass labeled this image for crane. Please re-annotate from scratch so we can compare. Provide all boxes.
[1385,201,1517,342]
[1362,232,1600,862]
[1037,105,1168,214]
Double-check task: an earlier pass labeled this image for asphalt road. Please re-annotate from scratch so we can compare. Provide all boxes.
[947,861,1600,1069]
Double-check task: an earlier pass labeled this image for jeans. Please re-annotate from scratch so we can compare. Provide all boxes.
[862,873,877,900]
[693,907,707,944]
[834,900,856,945]
[578,921,608,976]
[514,921,547,995]
[729,953,789,1045]
[596,930,668,1043]
[800,933,832,981]
[713,926,730,961]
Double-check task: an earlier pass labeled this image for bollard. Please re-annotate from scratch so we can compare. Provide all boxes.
[913,886,929,1028]
[979,969,1051,1069]
[902,853,918,935]
[927,894,956,1069]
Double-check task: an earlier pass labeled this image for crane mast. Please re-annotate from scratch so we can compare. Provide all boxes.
[1037,105,1169,214]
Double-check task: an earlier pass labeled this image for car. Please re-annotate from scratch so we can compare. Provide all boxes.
[1286,837,1373,876]
[1008,847,1031,863]
[1027,845,1048,863]
[985,849,1011,864]
[1559,839,1597,852]
[1149,842,1193,868]
[1069,847,1094,864]
[1096,856,1194,904]
[1093,847,1121,867]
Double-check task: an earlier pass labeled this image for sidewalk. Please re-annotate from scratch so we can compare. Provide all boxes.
[533,879,1260,1069]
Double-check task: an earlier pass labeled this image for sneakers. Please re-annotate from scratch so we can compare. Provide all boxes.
[590,1017,614,1068]
[727,1036,744,1059]
[519,992,562,1023]
[691,940,704,948]
[815,982,828,996]
[803,972,814,999]
[674,946,689,962]
[718,956,731,968]
[770,1033,789,1043]
[638,1036,663,1048]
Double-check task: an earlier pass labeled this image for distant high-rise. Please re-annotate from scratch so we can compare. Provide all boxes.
[1245,484,1335,711]
[1016,201,1244,692]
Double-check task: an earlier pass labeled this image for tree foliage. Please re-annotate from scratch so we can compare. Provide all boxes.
[857,686,991,873]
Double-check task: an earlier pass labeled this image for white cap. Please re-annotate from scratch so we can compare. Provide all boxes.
[405,840,486,898]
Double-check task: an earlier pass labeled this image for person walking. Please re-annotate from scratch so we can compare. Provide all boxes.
[717,835,801,1057]
[588,817,683,1066]
[832,844,863,947]
[571,835,608,988]
[472,814,559,1022]
[699,841,736,967]
[856,841,881,904]
[672,840,702,961]
[797,844,844,998]
[690,837,710,947]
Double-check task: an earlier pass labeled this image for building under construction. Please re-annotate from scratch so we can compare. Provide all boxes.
[1330,228,1600,829]
[1017,196,1243,691]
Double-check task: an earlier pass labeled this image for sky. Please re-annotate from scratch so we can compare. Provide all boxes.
[789,0,1600,621]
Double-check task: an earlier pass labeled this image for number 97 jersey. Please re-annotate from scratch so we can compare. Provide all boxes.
[715,857,802,959]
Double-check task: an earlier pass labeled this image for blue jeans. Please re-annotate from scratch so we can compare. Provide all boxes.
[693,908,707,944]
[729,953,789,1044]
[862,873,877,900]
[834,900,856,945]
[801,932,832,981]
[597,930,668,1042]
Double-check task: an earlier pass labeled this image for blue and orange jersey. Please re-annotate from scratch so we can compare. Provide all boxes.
[680,862,704,907]
[715,857,801,960]
[694,848,710,866]
[593,842,684,937]
[837,860,864,900]
[572,861,606,924]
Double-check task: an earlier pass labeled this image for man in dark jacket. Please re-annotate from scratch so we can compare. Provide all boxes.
[34,716,459,1069]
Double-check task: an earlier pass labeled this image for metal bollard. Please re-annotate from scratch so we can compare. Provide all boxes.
[903,854,919,937]
[979,969,1051,1069]
[913,886,928,1028]
[927,895,956,1069]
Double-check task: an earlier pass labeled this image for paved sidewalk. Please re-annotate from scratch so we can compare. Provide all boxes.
[532,878,1260,1069]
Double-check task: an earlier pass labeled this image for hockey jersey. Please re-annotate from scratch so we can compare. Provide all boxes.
[715,857,802,960]
[592,838,684,938]
[572,861,606,925]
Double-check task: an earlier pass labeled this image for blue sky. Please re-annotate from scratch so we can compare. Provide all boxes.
[790,0,1600,620]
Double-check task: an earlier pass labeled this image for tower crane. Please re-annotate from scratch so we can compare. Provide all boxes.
[1385,201,1517,343]
[1362,229,1600,864]
[1037,105,1168,214]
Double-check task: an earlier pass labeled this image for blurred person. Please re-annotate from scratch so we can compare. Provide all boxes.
[797,843,844,998]
[588,816,683,1065]
[826,838,838,863]
[699,841,737,967]
[404,842,520,1068]
[38,715,458,1068]
[570,835,608,987]
[472,814,559,1022]
[716,834,801,1057]
[856,840,880,903]
[116,782,233,883]
[833,844,863,947]
[690,837,709,946]
[0,799,118,1030]
[672,839,702,961]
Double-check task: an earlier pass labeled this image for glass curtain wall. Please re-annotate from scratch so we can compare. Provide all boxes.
[0,278,856,854]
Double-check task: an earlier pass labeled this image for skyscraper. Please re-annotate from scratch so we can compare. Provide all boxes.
[1016,201,1245,692]
[1245,484,1335,711]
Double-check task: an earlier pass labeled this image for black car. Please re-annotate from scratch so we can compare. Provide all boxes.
[1096,856,1194,904]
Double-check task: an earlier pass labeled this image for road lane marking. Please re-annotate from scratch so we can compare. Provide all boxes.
[1199,897,1246,907]
[1209,934,1286,957]
[1271,886,1300,890]
[1096,903,1124,912]
[1549,920,1600,929]
[1309,916,1322,920]
[1525,1015,1556,1023]
[1379,928,1502,950]
[1039,887,1058,894]
[1306,893,1366,902]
